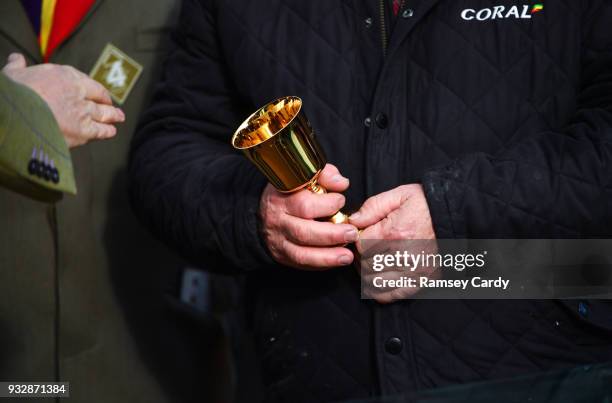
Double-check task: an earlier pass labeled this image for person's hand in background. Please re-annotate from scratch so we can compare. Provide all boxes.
[259,163,359,270]
[351,184,438,303]
[2,53,124,148]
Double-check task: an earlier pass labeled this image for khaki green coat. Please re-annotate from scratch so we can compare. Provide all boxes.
[0,1,229,402]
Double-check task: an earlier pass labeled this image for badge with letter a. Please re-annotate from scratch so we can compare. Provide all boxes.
[90,43,143,105]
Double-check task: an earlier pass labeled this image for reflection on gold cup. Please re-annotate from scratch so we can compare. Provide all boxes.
[232,96,349,224]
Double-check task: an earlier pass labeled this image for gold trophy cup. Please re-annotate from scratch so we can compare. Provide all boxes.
[232,96,349,224]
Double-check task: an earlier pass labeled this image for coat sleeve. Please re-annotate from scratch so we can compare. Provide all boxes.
[129,0,274,273]
[423,1,612,238]
[0,73,76,202]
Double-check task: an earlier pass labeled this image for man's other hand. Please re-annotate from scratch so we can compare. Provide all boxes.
[259,163,358,270]
[351,184,437,303]
[2,53,125,148]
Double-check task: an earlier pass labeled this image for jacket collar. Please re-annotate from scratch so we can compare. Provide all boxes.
[386,0,442,60]
[0,0,42,63]
[0,0,107,64]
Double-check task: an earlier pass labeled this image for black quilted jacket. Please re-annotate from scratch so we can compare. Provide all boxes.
[130,0,612,401]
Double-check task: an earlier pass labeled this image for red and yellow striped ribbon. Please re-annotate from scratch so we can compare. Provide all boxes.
[39,0,57,58]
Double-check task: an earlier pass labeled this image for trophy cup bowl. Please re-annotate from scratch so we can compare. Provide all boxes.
[232,96,349,225]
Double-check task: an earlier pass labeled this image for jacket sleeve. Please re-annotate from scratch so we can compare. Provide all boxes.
[129,0,274,273]
[0,73,76,202]
[423,1,612,238]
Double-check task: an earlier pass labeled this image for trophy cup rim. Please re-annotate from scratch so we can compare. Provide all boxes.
[231,95,303,151]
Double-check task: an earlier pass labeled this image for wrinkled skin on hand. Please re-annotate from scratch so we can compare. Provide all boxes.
[259,163,359,270]
[351,184,439,303]
[2,53,125,148]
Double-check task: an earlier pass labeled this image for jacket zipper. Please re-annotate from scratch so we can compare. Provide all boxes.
[379,0,405,57]
[379,0,388,56]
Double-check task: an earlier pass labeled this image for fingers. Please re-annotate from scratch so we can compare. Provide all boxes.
[318,163,349,192]
[284,217,358,246]
[3,53,27,72]
[260,184,356,270]
[285,189,345,219]
[81,76,113,104]
[350,186,408,228]
[282,239,354,270]
[70,102,121,146]
[356,227,394,256]
[58,65,112,104]
[276,163,349,221]
[87,121,117,140]
[90,102,125,124]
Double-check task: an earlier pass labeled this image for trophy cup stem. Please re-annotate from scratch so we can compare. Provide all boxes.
[306,180,350,225]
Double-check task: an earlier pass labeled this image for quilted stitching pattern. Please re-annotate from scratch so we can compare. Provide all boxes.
[130,0,612,401]
[402,299,612,389]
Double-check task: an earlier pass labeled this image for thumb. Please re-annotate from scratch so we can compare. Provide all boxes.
[350,186,407,228]
[318,163,349,193]
[3,53,27,72]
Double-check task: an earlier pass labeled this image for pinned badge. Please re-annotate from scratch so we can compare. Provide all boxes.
[90,43,143,105]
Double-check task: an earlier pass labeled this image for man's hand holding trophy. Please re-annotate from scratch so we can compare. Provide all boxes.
[232,96,358,270]
[232,96,436,283]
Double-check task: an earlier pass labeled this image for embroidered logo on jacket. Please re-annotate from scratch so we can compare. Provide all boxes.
[461,4,544,21]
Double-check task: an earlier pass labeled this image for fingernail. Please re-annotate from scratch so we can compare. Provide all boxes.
[332,175,346,183]
[118,109,126,121]
[344,228,358,242]
[350,212,362,221]
[338,255,352,266]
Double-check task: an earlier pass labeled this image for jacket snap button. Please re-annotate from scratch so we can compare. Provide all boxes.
[385,337,403,354]
[364,116,372,127]
[364,17,373,28]
[375,113,388,129]
[402,9,414,18]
